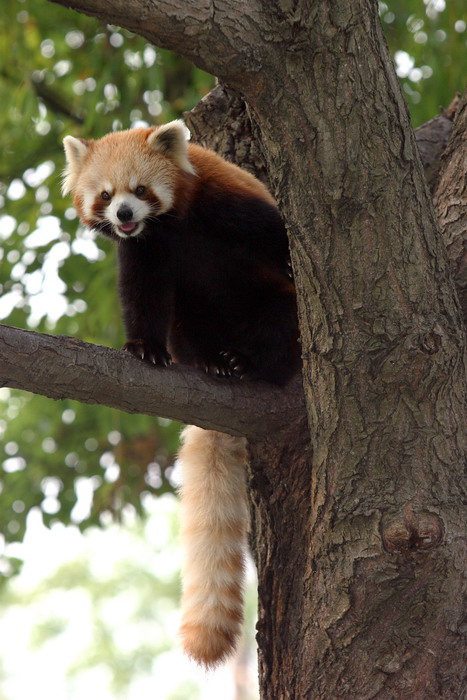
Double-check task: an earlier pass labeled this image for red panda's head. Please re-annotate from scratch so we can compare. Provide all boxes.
[62,120,196,239]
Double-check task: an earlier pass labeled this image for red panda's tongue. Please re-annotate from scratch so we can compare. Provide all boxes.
[119,222,137,233]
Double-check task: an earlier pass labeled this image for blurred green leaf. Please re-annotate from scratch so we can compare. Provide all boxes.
[382,0,466,125]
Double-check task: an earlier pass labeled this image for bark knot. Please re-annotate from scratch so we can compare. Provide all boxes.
[419,331,442,355]
[381,507,444,553]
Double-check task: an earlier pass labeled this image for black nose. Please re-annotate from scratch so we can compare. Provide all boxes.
[117,205,134,222]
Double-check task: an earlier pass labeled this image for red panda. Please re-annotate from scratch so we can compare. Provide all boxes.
[62,120,300,666]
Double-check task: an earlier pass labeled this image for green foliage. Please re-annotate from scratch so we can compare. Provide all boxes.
[0,387,181,545]
[0,0,465,552]
[0,0,214,556]
[381,0,466,125]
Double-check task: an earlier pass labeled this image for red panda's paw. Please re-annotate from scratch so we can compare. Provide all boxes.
[196,350,254,380]
[218,350,255,380]
[123,339,172,367]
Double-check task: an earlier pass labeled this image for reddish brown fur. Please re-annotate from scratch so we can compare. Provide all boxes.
[185,143,275,206]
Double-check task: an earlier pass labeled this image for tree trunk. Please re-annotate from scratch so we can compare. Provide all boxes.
[185,25,466,700]
[32,0,467,696]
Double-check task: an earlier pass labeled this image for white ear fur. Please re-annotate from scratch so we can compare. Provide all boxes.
[62,136,89,195]
[147,120,196,175]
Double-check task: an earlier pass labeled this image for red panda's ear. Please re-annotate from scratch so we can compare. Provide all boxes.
[62,136,89,195]
[147,120,196,175]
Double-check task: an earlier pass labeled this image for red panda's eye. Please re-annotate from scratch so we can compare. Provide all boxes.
[101,191,111,201]
[135,186,146,197]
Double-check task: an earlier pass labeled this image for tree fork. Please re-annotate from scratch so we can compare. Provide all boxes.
[185,84,466,321]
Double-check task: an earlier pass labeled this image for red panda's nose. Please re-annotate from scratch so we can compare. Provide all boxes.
[117,205,134,222]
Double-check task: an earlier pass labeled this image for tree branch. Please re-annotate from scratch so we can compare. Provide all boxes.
[0,324,304,438]
[48,0,263,84]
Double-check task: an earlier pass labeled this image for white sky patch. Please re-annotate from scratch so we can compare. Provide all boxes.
[0,215,17,240]
[394,50,415,78]
[143,45,156,67]
[11,262,26,281]
[53,59,72,77]
[71,234,104,260]
[0,289,23,320]
[23,161,55,188]
[7,179,27,201]
[409,68,423,82]
[424,0,445,19]
[27,294,68,326]
[22,270,42,296]
[23,216,61,248]
[48,240,71,262]
[131,120,150,129]
[70,477,99,524]
[2,457,27,473]
[24,243,68,325]
[65,29,85,49]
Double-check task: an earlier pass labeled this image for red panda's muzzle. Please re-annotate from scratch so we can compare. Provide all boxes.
[119,222,138,234]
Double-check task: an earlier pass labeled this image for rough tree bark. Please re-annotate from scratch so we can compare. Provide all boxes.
[187,85,467,699]
[0,325,304,437]
[1,0,465,697]
[433,93,467,330]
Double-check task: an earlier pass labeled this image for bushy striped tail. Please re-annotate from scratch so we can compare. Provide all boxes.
[178,425,249,667]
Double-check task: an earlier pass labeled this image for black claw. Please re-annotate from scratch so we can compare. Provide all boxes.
[123,340,171,368]
[201,350,253,380]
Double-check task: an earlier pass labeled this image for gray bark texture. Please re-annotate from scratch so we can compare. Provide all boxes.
[2,0,464,696]
[433,93,467,330]
[0,325,303,437]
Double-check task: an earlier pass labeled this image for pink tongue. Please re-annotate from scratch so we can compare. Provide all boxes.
[120,222,137,233]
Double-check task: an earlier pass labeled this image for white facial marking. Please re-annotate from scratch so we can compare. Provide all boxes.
[83,189,97,220]
[153,183,174,213]
[108,193,149,224]
[103,193,150,238]
[129,175,138,190]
